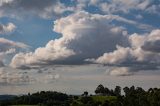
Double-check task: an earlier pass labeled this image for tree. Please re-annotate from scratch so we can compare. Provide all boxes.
[95,84,105,95]
[104,87,111,96]
[114,86,121,96]
[123,87,130,96]
[83,91,88,97]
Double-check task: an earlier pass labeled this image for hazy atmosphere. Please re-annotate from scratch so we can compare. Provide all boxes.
[0,0,160,95]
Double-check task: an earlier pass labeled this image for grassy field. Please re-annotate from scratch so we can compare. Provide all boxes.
[12,96,117,106]
[71,95,117,106]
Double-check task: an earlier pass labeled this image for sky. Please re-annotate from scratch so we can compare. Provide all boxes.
[0,0,160,94]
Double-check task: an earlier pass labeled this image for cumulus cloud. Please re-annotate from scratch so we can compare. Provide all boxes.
[86,0,160,15]
[91,46,134,65]
[0,23,16,34]
[109,67,133,76]
[9,11,160,76]
[141,40,160,53]
[0,0,73,19]
[64,0,154,15]
[10,11,131,69]
[92,29,160,70]
[145,4,160,14]
[1,0,158,19]
[99,0,151,13]
[0,38,29,51]
[0,38,29,66]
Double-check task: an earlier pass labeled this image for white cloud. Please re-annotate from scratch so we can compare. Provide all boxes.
[91,46,134,64]
[135,14,143,19]
[10,11,130,69]
[0,48,16,64]
[0,23,16,34]
[43,74,60,83]
[0,66,60,85]
[0,0,73,19]
[0,0,13,6]
[73,0,160,17]
[0,64,160,94]
[0,38,29,66]
[89,0,99,5]
[92,29,160,66]
[0,67,33,85]
[97,0,159,15]
[9,11,160,76]
[0,38,29,50]
[109,67,133,76]
[0,0,159,19]
[146,4,160,14]
[10,44,75,69]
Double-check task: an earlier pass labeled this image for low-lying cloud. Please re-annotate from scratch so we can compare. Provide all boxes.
[0,23,16,34]
[0,67,32,85]
[0,38,29,66]
[109,67,133,76]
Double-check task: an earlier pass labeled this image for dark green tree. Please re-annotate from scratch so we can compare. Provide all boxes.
[95,84,105,95]
[83,91,88,97]
[114,86,121,96]
[104,87,111,96]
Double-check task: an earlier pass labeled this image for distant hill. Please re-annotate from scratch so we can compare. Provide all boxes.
[0,95,16,100]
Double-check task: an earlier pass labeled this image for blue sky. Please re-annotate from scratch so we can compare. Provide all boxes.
[0,16,59,49]
[0,0,160,94]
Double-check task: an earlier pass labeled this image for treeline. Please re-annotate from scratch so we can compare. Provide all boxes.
[0,85,160,106]
[0,91,70,106]
[92,84,160,106]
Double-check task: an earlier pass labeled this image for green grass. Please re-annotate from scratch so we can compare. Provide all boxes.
[12,96,117,106]
[92,95,117,103]
[71,95,117,106]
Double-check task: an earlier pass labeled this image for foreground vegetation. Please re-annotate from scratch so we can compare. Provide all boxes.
[12,105,38,106]
[0,84,160,106]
